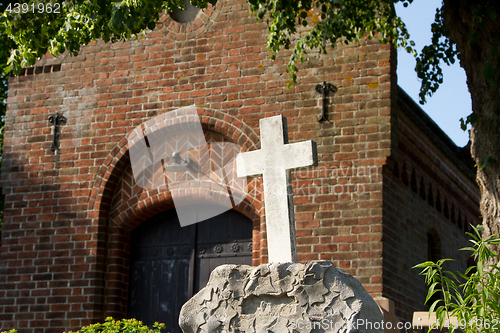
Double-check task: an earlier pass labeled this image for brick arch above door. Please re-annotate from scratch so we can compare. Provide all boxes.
[87,108,261,223]
[108,159,262,232]
[108,130,262,231]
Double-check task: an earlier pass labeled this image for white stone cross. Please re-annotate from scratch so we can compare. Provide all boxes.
[236,115,317,263]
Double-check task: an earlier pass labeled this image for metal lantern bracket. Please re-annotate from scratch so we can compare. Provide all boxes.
[48,112,66,151]
[315,81,338,122]
[163,151,191,172]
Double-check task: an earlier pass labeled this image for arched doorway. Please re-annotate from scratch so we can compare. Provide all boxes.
[127,206,253,332]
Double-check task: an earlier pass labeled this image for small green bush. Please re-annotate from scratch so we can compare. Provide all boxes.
[415,225,500,332]
[1,317,166,333]
[68,317,166,333]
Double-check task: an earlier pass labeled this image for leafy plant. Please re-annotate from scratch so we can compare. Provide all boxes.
[68,317,166,333]
[249,0,414,89]
[414,225,500,332]
[1,317,167,333]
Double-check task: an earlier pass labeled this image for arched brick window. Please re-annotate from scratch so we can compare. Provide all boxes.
[401,161,409,186]
[427,183,434,207]
[427,229,441,262]
[427,229,442,307]
[419,178,426,200]
[410,167,418,193]
[443,198,450,219]
[392,161,400,179]
[435,190,442,213]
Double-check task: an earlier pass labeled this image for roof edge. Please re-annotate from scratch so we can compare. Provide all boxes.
[397,86,476,180]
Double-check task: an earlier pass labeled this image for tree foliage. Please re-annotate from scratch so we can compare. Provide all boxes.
[248,0,414,87]
[3,0,415,85]
[0,1,12,245]
[415,6,458,104]
[415,225,500,333]
[0,0,493,106]
[0,0,214,74]
[1,0,494,107]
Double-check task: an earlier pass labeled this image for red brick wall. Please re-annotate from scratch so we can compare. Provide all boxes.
[2,0,396,331]
[382,91,480,320]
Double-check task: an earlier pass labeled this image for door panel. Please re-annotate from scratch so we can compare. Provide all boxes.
[128,207,252,333]
[128,213,195,331]
[195,210,252,291]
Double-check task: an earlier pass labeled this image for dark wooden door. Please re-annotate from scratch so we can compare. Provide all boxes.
[128,207,252,332]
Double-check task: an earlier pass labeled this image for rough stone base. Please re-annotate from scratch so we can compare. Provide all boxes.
[179,261,383,332]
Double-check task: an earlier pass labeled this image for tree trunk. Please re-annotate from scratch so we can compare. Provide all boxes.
[442,0,500,261]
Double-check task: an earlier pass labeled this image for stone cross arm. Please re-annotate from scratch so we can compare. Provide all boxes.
[236,115,317,263]
[236,140,316,178]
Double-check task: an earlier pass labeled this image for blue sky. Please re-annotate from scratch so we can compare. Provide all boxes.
[395,0,471,148]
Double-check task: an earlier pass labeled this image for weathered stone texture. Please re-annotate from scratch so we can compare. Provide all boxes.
[180,261,383,332]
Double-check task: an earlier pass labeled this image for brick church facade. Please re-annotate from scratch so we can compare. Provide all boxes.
[0,0,480,332]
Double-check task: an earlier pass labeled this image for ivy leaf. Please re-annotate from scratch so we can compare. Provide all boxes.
[460,112,479,131]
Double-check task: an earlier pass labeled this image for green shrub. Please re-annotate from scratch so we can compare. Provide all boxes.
[68,318,166,333]
[415,225,500,332]
[1,317,166,333]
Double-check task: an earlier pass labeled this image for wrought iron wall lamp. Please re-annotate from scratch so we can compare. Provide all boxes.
[48,112,66,151]
[315,81,338,122]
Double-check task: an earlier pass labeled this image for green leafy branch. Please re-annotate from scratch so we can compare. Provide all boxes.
[0,0,194,75]
[414,225,500,333]
[68,317,166,333]
[1,317,167,333]
[0,2,11,243]
[249,0,415,88]
[460,113,479,132]
[415,7,458,104]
